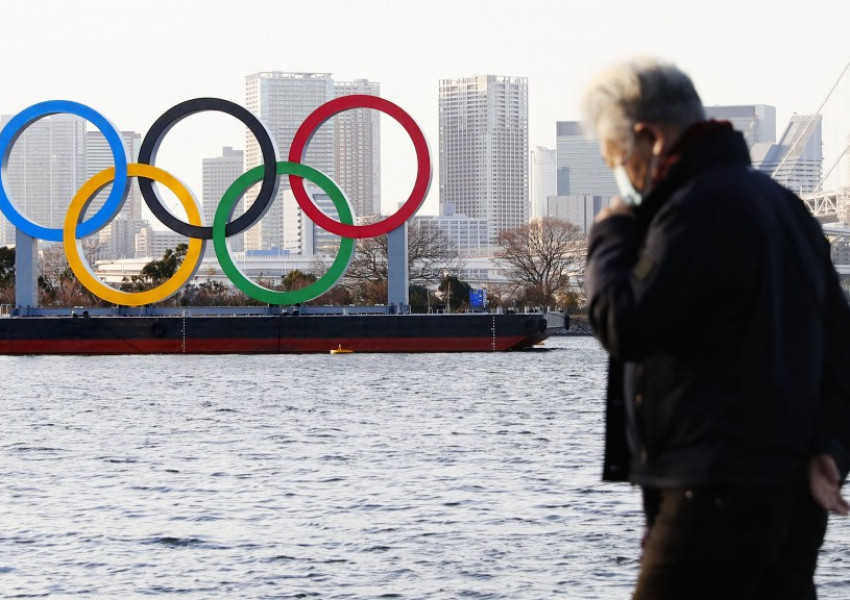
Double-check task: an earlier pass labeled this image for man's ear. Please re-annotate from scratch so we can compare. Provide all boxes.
[634,122,665,155]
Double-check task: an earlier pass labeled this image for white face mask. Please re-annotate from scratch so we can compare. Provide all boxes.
[613,164,644,206]
[612,152,659,207]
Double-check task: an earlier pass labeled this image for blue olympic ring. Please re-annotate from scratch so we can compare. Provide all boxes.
[0,100,129,242]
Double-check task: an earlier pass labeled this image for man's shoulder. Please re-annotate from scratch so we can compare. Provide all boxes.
[679,164,776,199]
[652,164,752,226]
[668,164,802,218]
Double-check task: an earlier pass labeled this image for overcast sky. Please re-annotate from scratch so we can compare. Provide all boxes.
[1,0,848,217]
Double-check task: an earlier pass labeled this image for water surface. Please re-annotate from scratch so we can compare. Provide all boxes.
[1,337,847,598]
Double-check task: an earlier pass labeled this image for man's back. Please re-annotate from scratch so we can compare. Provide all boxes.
[581,56,850,599]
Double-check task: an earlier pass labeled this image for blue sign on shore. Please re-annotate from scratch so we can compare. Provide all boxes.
[469,288,487,308]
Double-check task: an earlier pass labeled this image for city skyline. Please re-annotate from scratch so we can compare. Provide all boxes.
[0,1,847,219]
[0,96,840,256]
[2,70,846,221]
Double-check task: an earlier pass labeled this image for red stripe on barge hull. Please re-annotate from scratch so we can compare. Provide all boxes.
[0,335,532,355]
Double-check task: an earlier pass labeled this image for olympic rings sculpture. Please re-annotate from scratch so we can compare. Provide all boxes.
[0,96,431,307]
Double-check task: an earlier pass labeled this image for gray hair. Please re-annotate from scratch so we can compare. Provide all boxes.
[582,58,705,150]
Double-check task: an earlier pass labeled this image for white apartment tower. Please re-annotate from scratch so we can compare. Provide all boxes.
[0,114,87,245]
[244,72,381,252]
[244,72,335,252]
[86,130,143,220]
[282,189,343,256]
[203,146,245,256]
[412,211,488,256]
[439,75,529,245]
[87,130,145,259]
[334,79,381,219]
[530,146,557,220]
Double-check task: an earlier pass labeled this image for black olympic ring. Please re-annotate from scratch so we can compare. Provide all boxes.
[137,97,280,239]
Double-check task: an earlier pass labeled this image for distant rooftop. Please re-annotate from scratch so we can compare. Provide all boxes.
[246,72,333,80]
[556,121,583,137]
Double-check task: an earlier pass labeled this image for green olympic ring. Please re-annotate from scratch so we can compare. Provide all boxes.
[213,161,355,305]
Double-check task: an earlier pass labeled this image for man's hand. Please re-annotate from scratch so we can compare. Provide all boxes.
[809,453,849,515]
[595,197,634,223]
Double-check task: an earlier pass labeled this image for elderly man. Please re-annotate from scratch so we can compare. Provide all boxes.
[583,58,850,599]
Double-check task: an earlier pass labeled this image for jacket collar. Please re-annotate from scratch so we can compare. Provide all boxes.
[635,120,751,228]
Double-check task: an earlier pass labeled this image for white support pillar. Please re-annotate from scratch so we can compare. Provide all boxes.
[15,229,38,311]
[387,223,409,310]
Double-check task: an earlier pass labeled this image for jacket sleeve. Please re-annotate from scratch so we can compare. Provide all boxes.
[584,214,642,358]
[585,192,747,361]
[813,264,850,481]
[602,356,631,482]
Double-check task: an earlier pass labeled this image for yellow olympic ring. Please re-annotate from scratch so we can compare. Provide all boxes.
[63,163,204,306]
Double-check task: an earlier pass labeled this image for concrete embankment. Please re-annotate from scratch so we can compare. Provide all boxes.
[557,314,593,336]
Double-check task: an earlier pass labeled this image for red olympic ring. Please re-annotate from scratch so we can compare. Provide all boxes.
[288,95,432,239]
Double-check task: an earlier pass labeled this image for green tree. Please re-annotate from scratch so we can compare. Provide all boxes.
[140,243,189,284]
[120,244,190,296]
[281,269,317,292]
[0,246,15,287]
[0,246,14,304]
[438,274,472,312]
[408,284,431,313]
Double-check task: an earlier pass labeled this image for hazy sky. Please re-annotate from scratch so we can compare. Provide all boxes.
[1,0,848,217]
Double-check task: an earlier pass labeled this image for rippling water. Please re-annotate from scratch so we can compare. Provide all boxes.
[1,336,848,599]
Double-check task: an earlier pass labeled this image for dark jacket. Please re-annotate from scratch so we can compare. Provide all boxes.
[586,122,850,488]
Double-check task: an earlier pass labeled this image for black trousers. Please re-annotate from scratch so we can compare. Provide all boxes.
[634,483,828,600]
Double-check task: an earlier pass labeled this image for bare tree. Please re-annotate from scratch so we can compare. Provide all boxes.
[310,256,329,277]
[496,218,587,309]
[0,246,15,304]
[346,222,462,284]
[40,238,103,287]
[39,243,70,289]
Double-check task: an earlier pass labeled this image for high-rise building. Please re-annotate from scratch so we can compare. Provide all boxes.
[752,115,823,195]
[439,75,528,245]
[0,114,87,245]
[334,79,381,219]
[555,121,618,198]
[282,187,343,256]
[412,207,488,257]
[99,218,146,260]
[546,195,612,234]
[86,130,143,220]
[202,146,244,256]
[134,225,188,259]
[87,130,145,259]
[704,105,776,149]
[530,146,557,220]
[244,72,335,252]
